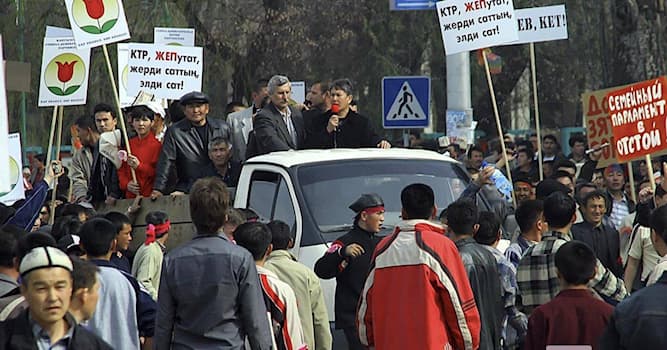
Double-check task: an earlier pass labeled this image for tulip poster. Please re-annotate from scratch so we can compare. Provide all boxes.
[38,36,91,107]
[65,0,131,49]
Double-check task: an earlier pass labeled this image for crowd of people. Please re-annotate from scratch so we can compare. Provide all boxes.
[1,73,667,350]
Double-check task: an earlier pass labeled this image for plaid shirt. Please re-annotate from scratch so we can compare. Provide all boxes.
[516,230,628,312]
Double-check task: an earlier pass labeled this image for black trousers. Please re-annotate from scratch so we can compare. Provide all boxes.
[343,327,366,350]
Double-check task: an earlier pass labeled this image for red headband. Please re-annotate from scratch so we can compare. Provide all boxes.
[145,220,171,245]
[362,206,385,215]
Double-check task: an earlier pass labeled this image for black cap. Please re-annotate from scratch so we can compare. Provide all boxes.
[179,91,209,106]
[349,193,384,213]
[535,179,571,200]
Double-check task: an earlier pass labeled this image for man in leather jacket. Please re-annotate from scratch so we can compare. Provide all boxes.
[446,198,504,350]
[151,91,232,197]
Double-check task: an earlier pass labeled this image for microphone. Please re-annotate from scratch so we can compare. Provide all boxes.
[331,104,340,148]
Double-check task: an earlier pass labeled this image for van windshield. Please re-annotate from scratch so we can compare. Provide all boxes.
[296,159,470,241]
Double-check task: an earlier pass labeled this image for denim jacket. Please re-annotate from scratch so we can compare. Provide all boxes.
[599,272,667,349]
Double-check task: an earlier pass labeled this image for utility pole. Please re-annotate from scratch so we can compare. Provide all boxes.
[446,52,472,136]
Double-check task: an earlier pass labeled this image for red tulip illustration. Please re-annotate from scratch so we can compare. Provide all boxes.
[56,61,77,83]
[56,61,77,92]
[82,0,105,20]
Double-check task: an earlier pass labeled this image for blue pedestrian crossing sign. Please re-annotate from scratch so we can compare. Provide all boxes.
[382,76,430,129]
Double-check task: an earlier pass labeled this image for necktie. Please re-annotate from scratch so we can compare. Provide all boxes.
[285,115,297,146]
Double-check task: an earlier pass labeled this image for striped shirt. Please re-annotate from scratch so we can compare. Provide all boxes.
[610,197,630,231]
[517,230,628,313]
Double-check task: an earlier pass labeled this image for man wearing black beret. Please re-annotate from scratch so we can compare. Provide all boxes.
[151,91,232,197]
[314,193,385,350]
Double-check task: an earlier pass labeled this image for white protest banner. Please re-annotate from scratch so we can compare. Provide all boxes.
[513,5,567,45]
[436,0,518,55]
[64,0,131,49]
[127,43,203,100]
[291,81,306,104]
[0,133,25,205]
[154,27,195,46]
[38,36,91,107]
[117,43,134,107]
[0,36,10,193]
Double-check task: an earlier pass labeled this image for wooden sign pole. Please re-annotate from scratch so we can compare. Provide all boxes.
[482,49,517,204]
[101,43,137,184]
[530,43,544,181]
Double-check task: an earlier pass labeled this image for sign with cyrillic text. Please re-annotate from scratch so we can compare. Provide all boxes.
[38,36,91,107]
[513,5,568,45]
[583,86,619,169]
[126,43,203,100]
[64,0,131,49]
[436,0,518,55]
[154,27,195,46]
[606,77,667,162]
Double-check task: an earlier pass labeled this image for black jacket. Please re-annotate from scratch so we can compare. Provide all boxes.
[0,310,112,350]
[314,226,381,329]
[306,109,382,149]
[153,117,231,193]
[88,144,122,203]
[253,103,305,155]
[455,237,503,350]
[572,221,624,278]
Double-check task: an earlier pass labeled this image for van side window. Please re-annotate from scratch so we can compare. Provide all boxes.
[246,171,296,229]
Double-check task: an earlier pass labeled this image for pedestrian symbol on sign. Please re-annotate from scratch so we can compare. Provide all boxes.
[387,81,426,120]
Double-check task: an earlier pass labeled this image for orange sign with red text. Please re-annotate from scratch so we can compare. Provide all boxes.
[606,77,667,163]
[583,86,623,169]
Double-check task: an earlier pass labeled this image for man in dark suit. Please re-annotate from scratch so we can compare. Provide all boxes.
[253,75,305,155]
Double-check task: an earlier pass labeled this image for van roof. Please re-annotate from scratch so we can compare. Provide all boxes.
[245,148,459,168]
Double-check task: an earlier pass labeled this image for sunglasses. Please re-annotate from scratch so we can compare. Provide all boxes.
[40,211,48,215]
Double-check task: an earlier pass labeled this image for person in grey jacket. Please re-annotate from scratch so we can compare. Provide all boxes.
[155,177,272,349]
[151,91,232,197]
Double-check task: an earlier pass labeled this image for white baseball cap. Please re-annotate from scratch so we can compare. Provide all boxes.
[19,246,73,277]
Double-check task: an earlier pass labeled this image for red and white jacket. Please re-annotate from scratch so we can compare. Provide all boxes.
[257,265,308,350]
[357,220,481,350]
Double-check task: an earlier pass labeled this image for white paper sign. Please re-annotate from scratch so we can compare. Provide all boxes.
[513,5,568,45]
[45,26,74,38]
[0,36,10,193]
[38,36,91,107]
[154,27,195,46]
[0,133,25,205]
[436,0,518,55]
[126,43,203,100]
[117,43,134,107]
[64,0,131,49]
[291,81,306,104]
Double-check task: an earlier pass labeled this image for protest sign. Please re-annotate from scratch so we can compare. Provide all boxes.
[513,5,567,45]
[0,36,10,193]
[64,0,131,49]
[126,43,203,100]
[0,133,25,205]
[154,27,195,46]
[436,0,518,55]
[117,43,134,107]
[606,76,667,163]
[291,81,306,104]
[38,36,91,107]
[583,86,622,168]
